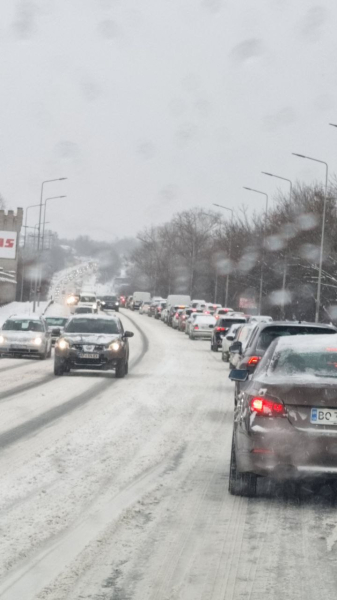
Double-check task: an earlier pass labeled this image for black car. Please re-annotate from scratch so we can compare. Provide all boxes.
[100,295,120,311]
[210,316,247,352]
[229,334,337,496]
[45,316,69,345]
[54,314,134,377]
[229,321,337,404]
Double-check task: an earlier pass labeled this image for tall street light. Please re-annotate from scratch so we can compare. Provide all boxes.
[213,203,234,307]
[33,177,67,312]
[20,204,41,302]
[41,195,67,251]
[292,153,328,322]
[262,172,293,319]
[243,187,269,315]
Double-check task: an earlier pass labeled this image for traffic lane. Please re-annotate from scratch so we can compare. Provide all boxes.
[27,311,337,600]
[0,309,147,584]
[0,310,235,598]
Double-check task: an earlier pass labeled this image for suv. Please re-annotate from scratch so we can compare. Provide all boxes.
[210,316,247,352]
[100,295,120,311]
[230,321,337,403]
[54,314,134,377]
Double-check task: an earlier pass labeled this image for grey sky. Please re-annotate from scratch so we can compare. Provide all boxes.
[1,0,336,240]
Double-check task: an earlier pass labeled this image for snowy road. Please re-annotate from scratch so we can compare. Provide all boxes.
[1,308,337,599]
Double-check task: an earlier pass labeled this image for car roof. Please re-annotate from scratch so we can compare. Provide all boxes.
[7,313,43,321]
[253,320,336,331]
[274,333,337,350]
[69,313,119,321]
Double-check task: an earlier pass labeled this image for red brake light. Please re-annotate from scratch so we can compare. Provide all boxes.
[250,397,286,417]
[247,356,261,366]
[174,312,179,318]
[194,325,199,330]
[216,327,227,332]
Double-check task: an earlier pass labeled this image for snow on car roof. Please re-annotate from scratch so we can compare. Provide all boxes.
[274,333,337,351]
[69,313,119,321]
[7,313,43,321]
[195,315,216,322]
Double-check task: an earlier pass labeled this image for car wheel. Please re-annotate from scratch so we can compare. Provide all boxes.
[116,358,127,378]
[47,344,52,358]
[125,360,129,375]
[211,342,217,352]
[228,433,257,497]
[115,308,119,312]
[54,358,65,376]
[189,334,194,340]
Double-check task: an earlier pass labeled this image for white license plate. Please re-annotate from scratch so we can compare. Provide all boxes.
[311,408,337,425]
[79,353,99,359]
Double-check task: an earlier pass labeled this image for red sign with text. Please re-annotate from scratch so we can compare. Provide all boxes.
[0,231,17,259]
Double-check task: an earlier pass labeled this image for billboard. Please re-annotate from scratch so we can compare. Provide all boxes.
[239,297,257,309]
[0,231,17,259]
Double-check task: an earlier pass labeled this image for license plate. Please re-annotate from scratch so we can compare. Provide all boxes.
[12,345,26,350]
[79,353,99,359]
[311,408,337,425]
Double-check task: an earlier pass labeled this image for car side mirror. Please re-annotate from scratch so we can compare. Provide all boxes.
[229,369,248,382]
[124,331,134,338]
[226,334,235,341]
[229,341,242,353]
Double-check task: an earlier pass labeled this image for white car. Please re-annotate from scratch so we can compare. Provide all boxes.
[172,309,184,329]
[185,312,203,335]
[0,315,52,359]
[75,293,98,314]
[221,324,242,362]
[139,301,151,315]
[189,315,216,340]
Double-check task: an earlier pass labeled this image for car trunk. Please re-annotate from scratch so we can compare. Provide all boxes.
[263,378,337,431]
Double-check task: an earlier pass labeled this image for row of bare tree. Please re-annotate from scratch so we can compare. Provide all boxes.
[127,181,337,321]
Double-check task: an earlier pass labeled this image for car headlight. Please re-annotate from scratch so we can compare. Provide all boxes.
[57,339,69,350]
[0,335,6,344]
[109,341,121,351]
[33,337,42,346]
[93,303,97,309]
[116,302,119,305]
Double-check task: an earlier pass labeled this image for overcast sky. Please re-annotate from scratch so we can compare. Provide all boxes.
[1,0,337,240]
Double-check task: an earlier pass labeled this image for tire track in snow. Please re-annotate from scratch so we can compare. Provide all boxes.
[0,311,148,449]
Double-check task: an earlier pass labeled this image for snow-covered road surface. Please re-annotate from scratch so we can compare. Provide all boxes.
[1,309,337,599]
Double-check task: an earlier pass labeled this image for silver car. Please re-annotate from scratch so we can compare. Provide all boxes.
[0,314,52,359]
[189,315,216,340]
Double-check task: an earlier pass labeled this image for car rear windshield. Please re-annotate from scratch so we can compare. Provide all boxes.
[219,318,246,328]
[3,319,44,332]
[257,326,335,351]
[75,307,93,314]
[80,296,96,303]
[65,318,120,334]
[270,349,337,377]
[45,318,68,326]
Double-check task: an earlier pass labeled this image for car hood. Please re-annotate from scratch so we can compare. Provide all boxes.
[2,331,44,342]
[62,333,121,345]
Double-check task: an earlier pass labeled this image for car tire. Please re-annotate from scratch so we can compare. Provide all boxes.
[221,352,227,362]
[189,334,194,340]
[211,342,218,352]
[47,344,52,358]
[115,308,119,312]
[228,433,257,497]
[116,358,127,378]
[54,358,65,376]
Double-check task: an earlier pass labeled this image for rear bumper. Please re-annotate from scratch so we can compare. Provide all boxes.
[236,425,337,479]
[190,330,212,339]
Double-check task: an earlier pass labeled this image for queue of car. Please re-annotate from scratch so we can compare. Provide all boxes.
[128,292,337,498]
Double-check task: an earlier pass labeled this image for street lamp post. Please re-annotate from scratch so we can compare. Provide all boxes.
[33,178,67,312]
[243,187,269,315]
[213,203,234,307]
[262,172,293,319]
[20,203,41,302]
[292,153,328,322]
[41,195,67,251]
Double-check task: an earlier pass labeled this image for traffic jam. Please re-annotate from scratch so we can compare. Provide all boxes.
[122,291,337,497]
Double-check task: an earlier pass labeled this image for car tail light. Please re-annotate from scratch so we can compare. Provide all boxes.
[216,327,227,332]
[182,315,187,320]
[174,312,179,318]
[247,356,261,366]
[194,325,199,330]
[250,396,286,417]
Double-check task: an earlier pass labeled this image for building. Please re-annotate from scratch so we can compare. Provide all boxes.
[0,208,23,304]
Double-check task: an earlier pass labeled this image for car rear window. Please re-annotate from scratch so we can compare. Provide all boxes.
[257,326,335,352]
[219,318,246,328]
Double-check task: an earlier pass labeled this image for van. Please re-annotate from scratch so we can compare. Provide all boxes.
[132,291,151,310]
[167,295,191,308]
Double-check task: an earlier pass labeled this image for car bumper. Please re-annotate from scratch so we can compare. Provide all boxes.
[190,330,213,339]
[55,348,125,370]
[0,344,45,355]
[236,423,337,479]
